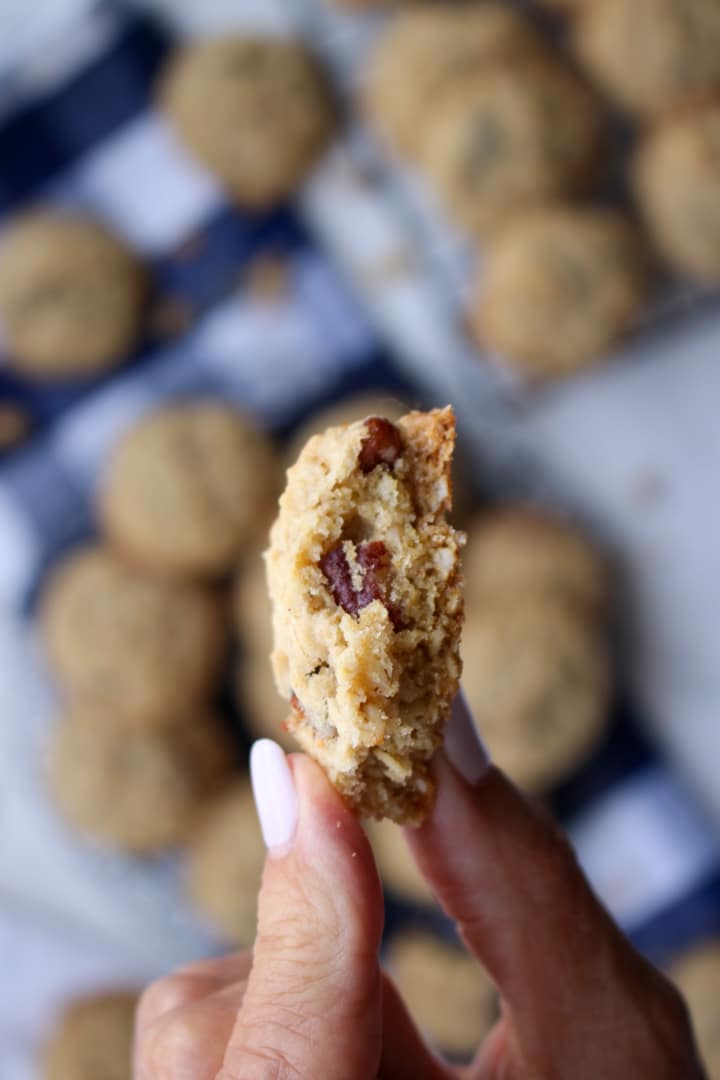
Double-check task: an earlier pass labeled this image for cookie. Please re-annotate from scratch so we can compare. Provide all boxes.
[464,506,610,618]
[634,100,720,283]
[367,818,435,906]
[472,208,649,377]
[364,5,545,158]
[161,37,336,207]
[186,780,266,944]
[670,941,720,1079]
[574,0,720,117]
[42,546,225,727]
[0,212,144,379]
[267,408,464,825]
[102,403,280,578]
[419,54,604,239]
[385,933,495,1057]
[287,393,408,464]
[49,708,231,853]
[462,598,611,792]
[44,991,139,1080]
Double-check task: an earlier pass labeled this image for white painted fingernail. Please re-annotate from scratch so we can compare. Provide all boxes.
[444,691,491,785]
[250,739,298,856]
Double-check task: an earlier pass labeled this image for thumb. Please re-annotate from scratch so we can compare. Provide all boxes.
[218,741,384,1080]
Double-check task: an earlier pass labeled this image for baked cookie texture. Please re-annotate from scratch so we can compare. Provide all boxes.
[364,5,545,158]
[386,933,495,1057]
[44,991,139,1080]
[473,208,649,377]
[670,941,720,1079]
[42,547,224,727]
[419,54,604,239]
[0,212,144,379]
[161,37,336,207]
[267,408,464,825]
[102,403,279,578]
[49,708,231,853]
[574,0,720,117]
[634,101,720,283]
[187,781,266,944]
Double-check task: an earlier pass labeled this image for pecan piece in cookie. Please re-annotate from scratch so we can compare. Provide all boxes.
[359,416,404,472]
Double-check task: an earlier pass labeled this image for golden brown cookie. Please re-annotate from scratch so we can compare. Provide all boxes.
[472,207,649,377]
[42,546,225,727]
[287,393,408,465]
[161,37,336,207]
[101,403,280,578]
[462,598,610,792]
[419,54,604,239]
[44,991,139,1080]
[0,212,144,379]
[367,818,435,906]
[669,941,720,1079]
[186,780,266,944]
[634,100,720,283]
[364,5,545,158]
[385,933,495,1057]
[574,0,720,117]
[49,708,231,852]
[464,506,610,618]
[267,409,464,825]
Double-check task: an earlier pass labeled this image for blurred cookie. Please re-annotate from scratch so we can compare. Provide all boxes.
[187,780,266,944]
[472,208,649,377]
[464,506,610,618]
[420,55,604,239]
[364,5,544,158]
[670,941,720,1079]
[385,933,495,1057]
[634,101,720,283]
[44,991,138,1080]
[49,708,231,852]
[42,547,224,727]
[367,818,435,906]
[574,0,720,117]
[462,599,611,792]
[161,37,336,207]
[287,392,408,464]
[0,212,144,379]
[102,403,279,578]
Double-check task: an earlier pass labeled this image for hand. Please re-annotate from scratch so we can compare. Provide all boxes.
[135,697,704,1079]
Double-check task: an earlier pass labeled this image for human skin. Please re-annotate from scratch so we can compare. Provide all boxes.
[135,697,703,1079]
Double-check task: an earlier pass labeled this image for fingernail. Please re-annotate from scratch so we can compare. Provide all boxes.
[444,691,491,785]
[250,739,298,856]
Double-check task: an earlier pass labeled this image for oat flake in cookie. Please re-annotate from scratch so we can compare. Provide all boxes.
[266,408,464,825]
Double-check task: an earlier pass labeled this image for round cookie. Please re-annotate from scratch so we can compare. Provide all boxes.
[462,598,611,792]
[49,708,232,852]
[385,933,495,1057]
[634,101,720,283]
[187,780,266,944]
[367,818,435,906]
[670,941,720,1079]
[0,212,144,379]
[364,5,545,158]
[574,0,720,117]
[464,506,610,618]
[44,991,139,1080]
[419,54,604,239]
[102,403,279,578]
[42,546,225,727]
[472,208,649,377]
[161,37,336,207]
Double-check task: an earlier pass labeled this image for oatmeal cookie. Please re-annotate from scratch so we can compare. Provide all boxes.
[462,598,610,792]
[472,207,649,377]
[0,212,144,379]
[670,941,720,1079]
[267,408,464,825]
[44,991,139,1080]
[634,100,720,283]
[102,403,279,578]
[161,37,336,207]
[42,547,225,727]
[287,392,408,464]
